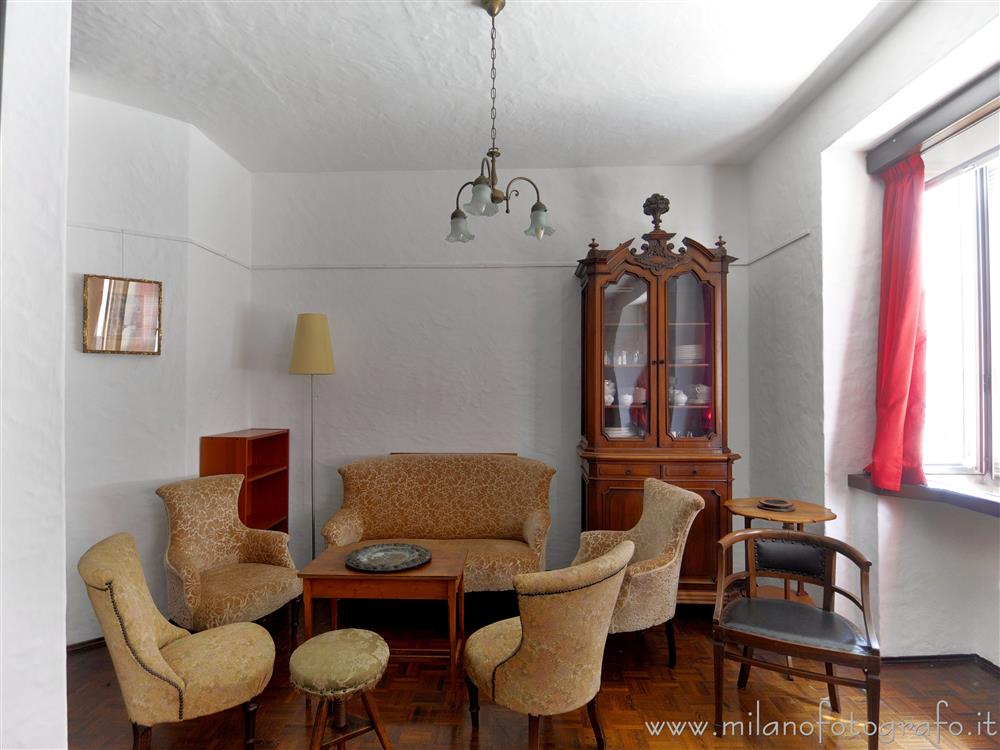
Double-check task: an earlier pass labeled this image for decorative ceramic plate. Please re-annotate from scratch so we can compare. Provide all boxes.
[345,543,432,573]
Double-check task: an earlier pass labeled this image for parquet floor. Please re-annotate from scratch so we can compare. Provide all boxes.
[68,598,1000,749]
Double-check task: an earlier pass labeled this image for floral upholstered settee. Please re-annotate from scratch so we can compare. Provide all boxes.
[321,453,556,591]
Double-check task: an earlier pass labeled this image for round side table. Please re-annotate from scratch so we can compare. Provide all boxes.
[725,497,836,603]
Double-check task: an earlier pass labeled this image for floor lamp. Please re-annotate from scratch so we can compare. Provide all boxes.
[289,313,335,559]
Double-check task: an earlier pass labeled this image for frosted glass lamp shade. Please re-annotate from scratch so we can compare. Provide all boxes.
[464,182,499,216]
[446,209,475,243]
[524,202,556,240]
[289,313,335,374]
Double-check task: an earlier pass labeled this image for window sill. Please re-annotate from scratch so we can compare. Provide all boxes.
[847,473,1000,518]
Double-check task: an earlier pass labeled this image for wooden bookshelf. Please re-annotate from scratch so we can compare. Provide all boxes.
[200,428,289,532]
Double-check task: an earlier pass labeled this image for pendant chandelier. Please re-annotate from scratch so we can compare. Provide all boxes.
[446,0,555,243]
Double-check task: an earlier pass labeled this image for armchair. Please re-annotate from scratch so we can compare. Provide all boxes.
[572,478,704,666]
[78,533,275,750]
[464,540,634,750]
[713,528,881,750]
[156,474,302,631]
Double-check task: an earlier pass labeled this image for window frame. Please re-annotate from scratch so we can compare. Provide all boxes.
[921,158,995,479]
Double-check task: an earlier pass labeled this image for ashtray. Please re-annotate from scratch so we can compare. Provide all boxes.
[757,498,795,513]
[345,543,432,572]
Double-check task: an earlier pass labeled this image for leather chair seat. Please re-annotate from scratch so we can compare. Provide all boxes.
[721,597,872,654]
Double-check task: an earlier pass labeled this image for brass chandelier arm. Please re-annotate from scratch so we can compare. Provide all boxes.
[454,180,477,211]
[502,176,542,213]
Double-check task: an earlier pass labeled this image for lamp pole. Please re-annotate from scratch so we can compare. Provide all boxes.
[288,313,335,561]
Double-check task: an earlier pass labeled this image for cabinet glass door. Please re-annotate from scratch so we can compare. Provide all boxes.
[602,273,652,440]
[666,272,715,439]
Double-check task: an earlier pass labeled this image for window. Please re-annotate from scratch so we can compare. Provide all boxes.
[921,110,997,488]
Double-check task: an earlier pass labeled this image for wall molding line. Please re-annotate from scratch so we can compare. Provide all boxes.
[67,221,251,270]
[252,261,580,271]
[68,223,584,271]
[735,231,812,267]
[68,221,761,272]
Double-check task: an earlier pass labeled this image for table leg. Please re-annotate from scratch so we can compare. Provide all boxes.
[447,580,458,702]
[330,598,338,630]
[304,580,314,641]
[457,573,465,656]
[794,522,807,598]
[743,516,752,591]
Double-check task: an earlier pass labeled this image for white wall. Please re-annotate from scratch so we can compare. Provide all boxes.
[0,2,72,747]
[747,0,999,660]
[65,94,252,643]
[249,166,750,568]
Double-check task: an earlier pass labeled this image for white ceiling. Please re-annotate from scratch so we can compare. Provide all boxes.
[70,0,907,173]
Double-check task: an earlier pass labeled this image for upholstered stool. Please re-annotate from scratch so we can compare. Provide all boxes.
[290,629,393,750]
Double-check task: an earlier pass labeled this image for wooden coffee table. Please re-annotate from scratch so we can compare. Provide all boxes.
[299,541,466,698]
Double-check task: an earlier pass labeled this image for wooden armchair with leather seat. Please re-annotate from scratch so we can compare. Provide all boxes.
[712,528,881,750]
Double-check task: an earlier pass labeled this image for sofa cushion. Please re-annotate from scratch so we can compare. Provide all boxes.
[195,563,302,631]
[720,597,872,654]
[339,454,554,540]
[364,538,540,592]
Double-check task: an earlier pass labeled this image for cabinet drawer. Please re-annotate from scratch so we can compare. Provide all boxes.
[663,463,728,479]
[596,463,660,478]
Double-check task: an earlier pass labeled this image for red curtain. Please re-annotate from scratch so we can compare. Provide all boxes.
[866,153,927,491]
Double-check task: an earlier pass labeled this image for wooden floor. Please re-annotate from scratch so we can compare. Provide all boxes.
[68,597,1000,749]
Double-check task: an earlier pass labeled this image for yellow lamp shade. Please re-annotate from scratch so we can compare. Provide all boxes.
[289,313,335,374]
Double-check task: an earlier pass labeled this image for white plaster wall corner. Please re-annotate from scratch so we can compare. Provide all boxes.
[64,95,253,642]
[747,1,997,656]
[1,1,72,747]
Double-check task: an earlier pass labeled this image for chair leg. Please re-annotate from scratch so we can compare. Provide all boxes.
[309,697,330,750]
[586,697,605,750]
[333,699,348,750]
[290,596,300,636]
[713,640,725,735]
[243,700,259,749]
[528,715,540,750]
[866,672,881,750]
[737,646,752,689]
[131,724,151,750]
[360,691,393,750]
[665,619,677,668]
[825,663,840,713]
[466,676,480,729]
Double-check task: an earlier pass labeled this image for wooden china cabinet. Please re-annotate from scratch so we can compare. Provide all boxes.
[576,194,740,604]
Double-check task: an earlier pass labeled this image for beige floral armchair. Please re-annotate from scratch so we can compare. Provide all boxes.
[156,474,302,631]
[572,478,704,667]
[464,540,634,750]
[78,533,275,750]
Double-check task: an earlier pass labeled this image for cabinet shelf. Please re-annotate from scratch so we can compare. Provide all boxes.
[247,464,287,482]
[669,322,710,326]
[671,362,711,367]
[669,403,711,409]
[246,511,288,531]
[200,428,289,533]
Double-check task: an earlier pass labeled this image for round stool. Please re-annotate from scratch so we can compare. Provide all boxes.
[290,629,393,750]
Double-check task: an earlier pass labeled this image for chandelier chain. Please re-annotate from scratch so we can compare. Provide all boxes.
[490,14,497,149]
